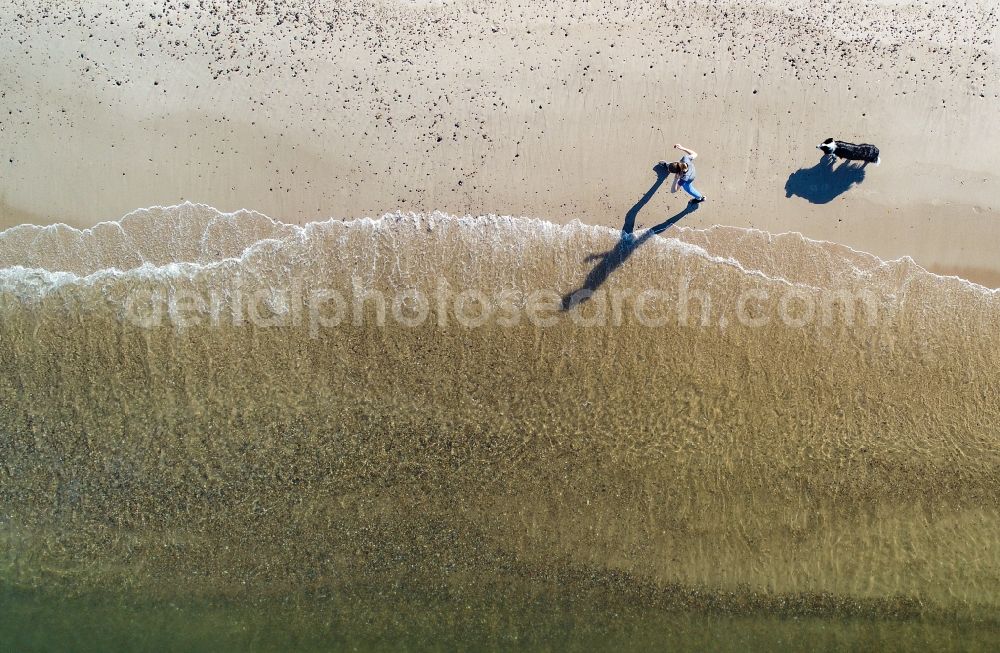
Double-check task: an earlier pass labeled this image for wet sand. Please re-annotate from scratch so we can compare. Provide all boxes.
[1,0,998,284]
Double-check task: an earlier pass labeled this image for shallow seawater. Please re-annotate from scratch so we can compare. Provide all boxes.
[4,585,998,652]
[1,205,998,648]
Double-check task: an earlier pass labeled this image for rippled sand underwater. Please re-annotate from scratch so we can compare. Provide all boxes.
[1,204,998,648]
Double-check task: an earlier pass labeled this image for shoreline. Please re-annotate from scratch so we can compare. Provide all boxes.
[4,203,998,295]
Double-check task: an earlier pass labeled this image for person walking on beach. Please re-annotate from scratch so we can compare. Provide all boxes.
[660,143,706,203]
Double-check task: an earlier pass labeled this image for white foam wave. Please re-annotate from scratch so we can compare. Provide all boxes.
[0,203,996,302]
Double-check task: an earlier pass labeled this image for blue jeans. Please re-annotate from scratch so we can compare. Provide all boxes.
[679,179,703,200]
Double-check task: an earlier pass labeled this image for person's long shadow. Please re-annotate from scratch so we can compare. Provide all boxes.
[785,153,867,204]
[561,165,699,310]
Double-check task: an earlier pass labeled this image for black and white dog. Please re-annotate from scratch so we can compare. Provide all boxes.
[817,138,880,166]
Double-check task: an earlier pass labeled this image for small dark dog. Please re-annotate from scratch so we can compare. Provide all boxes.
[817,138,880,166]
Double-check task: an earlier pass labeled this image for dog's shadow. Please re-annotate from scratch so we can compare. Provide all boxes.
[785,154,867,204]
[561,165,699,310]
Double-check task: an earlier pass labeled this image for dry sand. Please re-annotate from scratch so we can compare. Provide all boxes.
[1,0,998,285]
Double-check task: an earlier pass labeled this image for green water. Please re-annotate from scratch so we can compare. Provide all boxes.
[2,584,998,652]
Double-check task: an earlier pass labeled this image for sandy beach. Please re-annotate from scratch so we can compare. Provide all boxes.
[1,0,998,284]
[4,4,1000,649]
